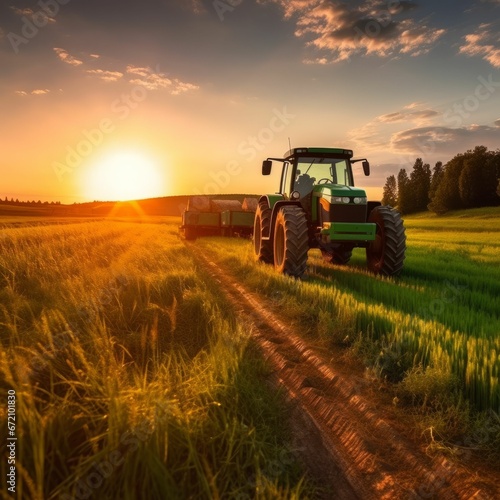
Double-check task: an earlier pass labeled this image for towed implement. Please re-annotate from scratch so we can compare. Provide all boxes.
[181,196,257,240]
[253,147,406,277]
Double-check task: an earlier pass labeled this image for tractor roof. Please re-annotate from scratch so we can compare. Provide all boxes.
[284,147,354,159]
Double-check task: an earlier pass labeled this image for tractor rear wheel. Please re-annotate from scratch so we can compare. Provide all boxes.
[366,206,406,276]
[253,200,273,263]
[273,206,309,277]
[321,245,352,265]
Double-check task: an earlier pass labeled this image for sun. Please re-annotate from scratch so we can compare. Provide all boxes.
[83,150,166,201]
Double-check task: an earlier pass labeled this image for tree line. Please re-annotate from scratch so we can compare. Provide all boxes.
[1,197,61,205]
[382,145,500,214]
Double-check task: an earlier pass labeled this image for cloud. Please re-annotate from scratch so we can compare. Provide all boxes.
[90,54,100,59]
[258,0,445,63]
[350,103,440,150]
[86,69,123,82]
[10,6,56,23]
[15,89,50,96]
[53,47,83,66]
[350,102,499,159]
[186,0,206,14]
[126,66,199,94]
[379,108,439,123]
[10,7,35,16]
[459,23,500,68]
[390,124,500,156]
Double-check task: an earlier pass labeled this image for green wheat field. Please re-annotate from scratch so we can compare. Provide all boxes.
[1,207,499,499]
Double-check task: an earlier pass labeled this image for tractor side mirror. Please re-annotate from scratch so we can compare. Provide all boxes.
[262,160,272,175]
[362,160,370,176]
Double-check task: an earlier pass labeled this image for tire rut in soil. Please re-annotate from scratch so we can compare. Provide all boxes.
[187,245,498,500]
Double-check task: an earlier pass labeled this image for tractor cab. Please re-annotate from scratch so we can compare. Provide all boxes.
[263,148,371,226]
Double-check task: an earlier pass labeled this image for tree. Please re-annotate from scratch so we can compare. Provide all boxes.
[429,155,465,213]
[382,175,397,207]
[429,145,500,213]
[407,158,431,213]
[429,161,444,201]
[397,169,411,214]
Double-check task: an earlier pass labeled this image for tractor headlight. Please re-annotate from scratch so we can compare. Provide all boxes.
[353,197,367,204]
[332,196,352,204]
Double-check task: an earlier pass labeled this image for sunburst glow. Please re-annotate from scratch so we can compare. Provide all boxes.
[83,151,166,201]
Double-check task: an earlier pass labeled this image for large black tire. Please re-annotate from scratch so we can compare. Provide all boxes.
[273,206,309,277]
[366,206,406,276]
[321,245,353,265]
[253,201,273,263]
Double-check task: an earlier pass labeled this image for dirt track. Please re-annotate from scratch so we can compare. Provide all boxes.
[191,248,499,499]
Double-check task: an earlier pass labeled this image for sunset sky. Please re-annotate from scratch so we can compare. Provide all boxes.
[1,0,499,203]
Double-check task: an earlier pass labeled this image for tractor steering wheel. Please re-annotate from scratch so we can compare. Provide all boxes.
[316,178,331,184]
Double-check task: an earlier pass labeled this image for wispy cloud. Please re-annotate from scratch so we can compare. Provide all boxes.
[259,0,445,63]
[379,108,439,123]
[390,124,500,155]
[351,97,500,160]
[126,66,199,94]
[31,89,50,95]
[349,103,440,150]
[53,47,83,66]
[86,69,123,82]
[459,23,500,68]
[10,6,56,23]
[186,0,206,14]
[11,7,35,16]
[15,89,51,96]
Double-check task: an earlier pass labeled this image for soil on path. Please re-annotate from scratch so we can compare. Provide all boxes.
[192,248,499,500]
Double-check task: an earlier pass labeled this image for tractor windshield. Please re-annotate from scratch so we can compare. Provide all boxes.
[294,157,353,197]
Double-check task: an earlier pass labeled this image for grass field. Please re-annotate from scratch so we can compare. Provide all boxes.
[196,207,500,420]
[0,220,309,499]
[1,207,499,498]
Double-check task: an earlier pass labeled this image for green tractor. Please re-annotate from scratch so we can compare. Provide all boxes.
[253,147,406,277]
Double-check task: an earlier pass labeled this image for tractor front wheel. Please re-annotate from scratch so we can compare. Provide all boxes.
[253,200,273,263]
[366,206,406,276]
[273,206,309,277]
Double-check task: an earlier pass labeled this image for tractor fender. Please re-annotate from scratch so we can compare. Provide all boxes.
[269,200,303,242]
[367,201,382,220]
[258,194,285,211]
